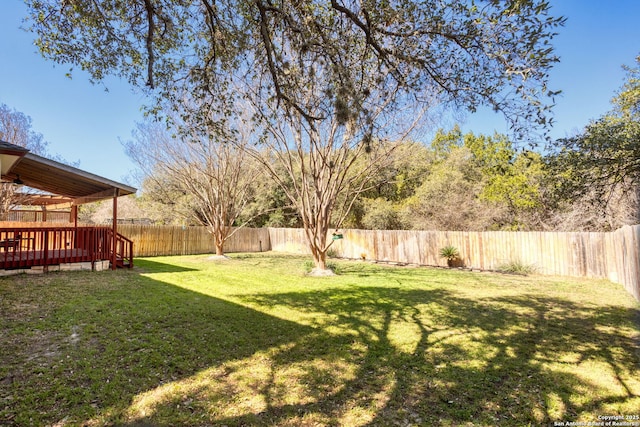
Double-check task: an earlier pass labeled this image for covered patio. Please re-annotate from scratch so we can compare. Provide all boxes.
[1,140,137,272]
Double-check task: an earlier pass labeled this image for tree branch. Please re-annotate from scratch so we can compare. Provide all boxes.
[143,0,155,88]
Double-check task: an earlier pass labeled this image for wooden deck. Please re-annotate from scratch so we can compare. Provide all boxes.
[1,248,90,269]
[0,226,133,271]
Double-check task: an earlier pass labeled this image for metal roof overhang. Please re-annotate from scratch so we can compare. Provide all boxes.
[1,142,136,206]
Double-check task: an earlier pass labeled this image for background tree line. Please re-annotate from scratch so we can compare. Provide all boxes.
[23,0,566,271]
[123,51,640,235]
[4,53,639,237]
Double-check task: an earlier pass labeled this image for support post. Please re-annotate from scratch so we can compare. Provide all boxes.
[112,189,119,270]
[70,205,78,225]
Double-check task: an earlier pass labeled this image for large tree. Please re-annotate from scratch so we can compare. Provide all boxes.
[26,0,565,270]
[549,54,640,229]
[246,83,408,271]
[124,117,260,256]
[26,0,564,134]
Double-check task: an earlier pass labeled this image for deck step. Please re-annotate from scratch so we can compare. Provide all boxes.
[114,258,132,269]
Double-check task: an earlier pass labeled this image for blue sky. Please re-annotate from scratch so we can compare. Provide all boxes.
[1,0,639,187]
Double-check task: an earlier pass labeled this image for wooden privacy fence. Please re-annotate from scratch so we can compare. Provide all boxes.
[336,228,640,300]
[0,211,71,223]
[268,227,640,301]
[117,225,270,257]
[112,224,639,301]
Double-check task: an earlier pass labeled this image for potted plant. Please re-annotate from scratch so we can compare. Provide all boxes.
[439,245,460,267]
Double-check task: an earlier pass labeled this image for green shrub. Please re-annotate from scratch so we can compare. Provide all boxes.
[439,245,460,261]
[303,260,315,272]
[496,259,538,275]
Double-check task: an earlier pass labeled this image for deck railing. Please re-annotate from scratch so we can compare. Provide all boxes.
[109,229,134,268]
[0,226,132,270]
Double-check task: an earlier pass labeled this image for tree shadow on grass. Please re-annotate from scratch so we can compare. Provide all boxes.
[228,285,640,426]
[0,268,314,426]
[2,265,638,426]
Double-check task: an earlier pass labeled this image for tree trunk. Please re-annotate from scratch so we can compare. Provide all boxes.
[314,250,327,271]
[304,221,330,271]
[215,241,224,256]
[303,223,334,275]
[213,227,226,256]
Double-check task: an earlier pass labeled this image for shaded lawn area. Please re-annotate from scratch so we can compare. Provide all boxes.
[1,253,639,426]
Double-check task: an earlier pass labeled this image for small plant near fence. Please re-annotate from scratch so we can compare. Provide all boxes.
[496,259,538,275]
[439,245,460,267]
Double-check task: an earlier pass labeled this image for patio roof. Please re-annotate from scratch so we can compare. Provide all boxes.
[0,140,136,205]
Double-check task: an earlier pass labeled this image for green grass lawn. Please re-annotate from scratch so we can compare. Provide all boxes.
[1,253,639,426]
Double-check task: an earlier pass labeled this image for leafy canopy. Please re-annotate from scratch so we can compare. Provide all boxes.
[26,0,565,139]
[552,54,640,202]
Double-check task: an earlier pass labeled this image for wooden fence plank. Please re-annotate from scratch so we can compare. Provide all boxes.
[116,225,271,257]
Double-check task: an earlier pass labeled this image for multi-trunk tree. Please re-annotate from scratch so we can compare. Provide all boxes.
[124,116,260,256]
[26,0,565,271]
